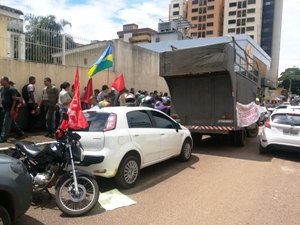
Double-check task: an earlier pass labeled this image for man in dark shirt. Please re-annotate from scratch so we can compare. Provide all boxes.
[0,76,24,142]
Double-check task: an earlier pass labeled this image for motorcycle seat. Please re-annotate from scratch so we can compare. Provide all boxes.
[15,141,43,158]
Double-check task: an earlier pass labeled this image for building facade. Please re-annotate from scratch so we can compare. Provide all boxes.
[117,24,157,44]
[169,0,188,20]
[223,0,263,44]
[261,0,283,88]
[0,5,25,60]
[187,0,225,38]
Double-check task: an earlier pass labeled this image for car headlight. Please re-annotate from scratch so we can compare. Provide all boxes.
[10,160,27,175]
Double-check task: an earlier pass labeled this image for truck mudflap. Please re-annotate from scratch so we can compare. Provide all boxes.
[186,125,235,134]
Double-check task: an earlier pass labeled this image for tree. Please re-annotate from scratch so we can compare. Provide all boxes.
[278,67,300,95]
[24,14,75,63]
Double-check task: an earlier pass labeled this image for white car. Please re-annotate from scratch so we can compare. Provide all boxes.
[259,108,300,154]
[76,106,193,189]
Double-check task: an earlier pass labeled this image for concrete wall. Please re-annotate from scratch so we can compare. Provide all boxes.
[113,39,168,92]
[0,40,168,98]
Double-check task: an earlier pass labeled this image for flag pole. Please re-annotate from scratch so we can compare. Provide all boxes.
[107,69,109,84]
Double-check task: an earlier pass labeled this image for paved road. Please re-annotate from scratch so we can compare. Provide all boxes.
[7,133,300,225]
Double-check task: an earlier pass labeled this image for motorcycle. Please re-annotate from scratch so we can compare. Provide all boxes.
[8,123,103,216]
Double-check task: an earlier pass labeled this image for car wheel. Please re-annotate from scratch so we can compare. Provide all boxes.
[0,205,11,225]
[115,155,140,189]
[259,143,268,154]
[178,139,192,162]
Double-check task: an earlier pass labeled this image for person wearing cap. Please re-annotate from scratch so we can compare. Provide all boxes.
[99,94,111,108]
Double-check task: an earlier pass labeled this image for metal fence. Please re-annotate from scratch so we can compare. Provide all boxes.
[2,17,101,67]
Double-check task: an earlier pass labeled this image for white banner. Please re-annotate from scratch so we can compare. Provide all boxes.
[236,102,260,127]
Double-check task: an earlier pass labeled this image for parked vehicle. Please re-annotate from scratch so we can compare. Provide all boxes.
[76,106,193,189]
[0,154,32,225]
[259,108,300,154]
[159,35,271,146]
[8,127,103,216]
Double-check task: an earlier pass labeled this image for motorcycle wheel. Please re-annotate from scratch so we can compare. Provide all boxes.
[55,175,99,216]
[0,205,11,225]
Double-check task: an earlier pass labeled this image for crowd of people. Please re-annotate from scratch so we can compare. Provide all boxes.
[0,76,171,142]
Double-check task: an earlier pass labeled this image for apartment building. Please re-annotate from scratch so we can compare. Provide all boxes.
[117,24,157,44]
[169,0,188,20]
[187,0,225,38]
[223,0,263,44]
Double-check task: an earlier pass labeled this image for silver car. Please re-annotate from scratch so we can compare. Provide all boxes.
[259,108,300,153]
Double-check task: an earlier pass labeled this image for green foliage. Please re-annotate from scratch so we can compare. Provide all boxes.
[278,67,300,95]
[24,14,75,63]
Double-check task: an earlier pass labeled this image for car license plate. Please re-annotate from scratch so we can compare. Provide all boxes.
[283,129,299,135]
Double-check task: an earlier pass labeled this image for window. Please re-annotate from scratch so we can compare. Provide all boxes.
[191,16,198,21]
[246,26,255,31]
[229,2,237,7]
[150,111,175,129]
[206,30,213,35]
[242,19,246,25]
[207,14,214,18]
[272,114,300,126]
[248,0,256,4]
[241,27,245,33]
[192,8,198,12]
[173,11,179,16]
[84,112,110,132]
[237,28,240,34]
[237,11,241,17]
[199,0,207,6]
[247,17,255,22]
[242,9,246,17]
[207,22,214,27]
[207,6,214,10]
[191,32,197,37]
[238,2,242,8]
[228,28,236,33]
[127,111,153,128]
[199,7,206,13]
[247,8,255,13]
[173,3,179,8]
[192,0,199,5]
[229,11,236,16]
[199,15,207,22]
[228,19,236,25]
[208,0,214,2]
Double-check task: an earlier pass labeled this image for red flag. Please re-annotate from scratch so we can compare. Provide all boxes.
[111,73,125,92]
[83,78,93,104]
[68,65,89,130]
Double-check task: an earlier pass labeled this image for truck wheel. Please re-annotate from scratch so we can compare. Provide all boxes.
[233,129,246,147]
[0,205,11,225]
[191,133,202,145]
[115,155,140,189]
[246,124,259,137]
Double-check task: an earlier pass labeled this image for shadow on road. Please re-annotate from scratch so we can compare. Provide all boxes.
[193,134,300,163]
[97,154,200,195]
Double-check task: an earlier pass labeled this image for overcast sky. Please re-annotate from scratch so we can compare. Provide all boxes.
[1,0,299,76]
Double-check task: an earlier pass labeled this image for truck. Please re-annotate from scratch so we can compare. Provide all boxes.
[159,35,271,146]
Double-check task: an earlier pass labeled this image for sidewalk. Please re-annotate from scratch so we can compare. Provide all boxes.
[0,131,56,151]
